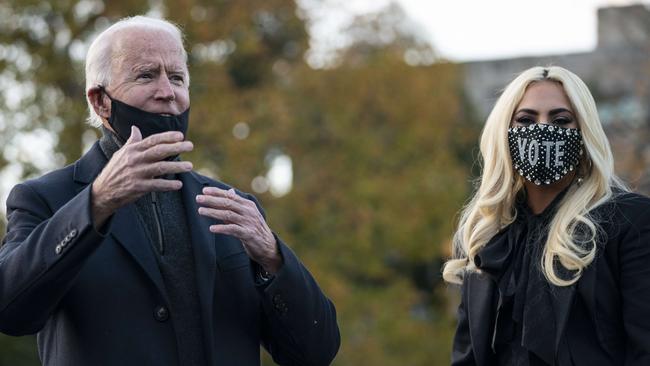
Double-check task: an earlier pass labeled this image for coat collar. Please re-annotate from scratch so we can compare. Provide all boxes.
[73,142,107,186]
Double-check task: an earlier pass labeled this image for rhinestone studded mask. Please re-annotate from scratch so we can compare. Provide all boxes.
[507,124,583,186]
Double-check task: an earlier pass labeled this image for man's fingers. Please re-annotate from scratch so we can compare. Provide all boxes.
[136,131,185,150]
[202,187,250,205]
[142,161,193,177]
[142,141,194,161]
[147,178,183,192]
[209,223,247,238]
[195,195,249,215]
[197,207,246,224]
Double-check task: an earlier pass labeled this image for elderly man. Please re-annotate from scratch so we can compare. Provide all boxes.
[0,16,339,366]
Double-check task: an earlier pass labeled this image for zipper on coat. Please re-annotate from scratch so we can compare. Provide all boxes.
[151,191,165,255]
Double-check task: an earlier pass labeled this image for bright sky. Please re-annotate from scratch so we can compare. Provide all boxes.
[302,0,650,62]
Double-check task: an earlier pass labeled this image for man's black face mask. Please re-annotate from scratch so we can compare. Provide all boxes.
[99,86,190,143]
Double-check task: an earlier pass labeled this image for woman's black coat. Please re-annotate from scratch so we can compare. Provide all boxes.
[451,192,650,365]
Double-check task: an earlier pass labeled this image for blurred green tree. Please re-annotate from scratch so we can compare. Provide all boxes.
[258,5,477,364]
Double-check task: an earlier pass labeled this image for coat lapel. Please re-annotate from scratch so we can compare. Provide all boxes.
[550,274,577,353]
[75,143,221,362]
[465,269,578,365]
[109,205,169,300]
[178,171,217,365]
[466,272,498,366]
[72,142,107,193]
[73,142,168,301]
[178,171,216,307]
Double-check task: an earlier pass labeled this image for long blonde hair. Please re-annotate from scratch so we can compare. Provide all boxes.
[443,66,627,286]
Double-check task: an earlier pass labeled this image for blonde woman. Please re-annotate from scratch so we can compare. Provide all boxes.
[444,66,650,365]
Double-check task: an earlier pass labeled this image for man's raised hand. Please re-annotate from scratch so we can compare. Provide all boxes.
[91,126,194,228]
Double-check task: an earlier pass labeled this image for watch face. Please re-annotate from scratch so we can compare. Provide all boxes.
[256,267,274,283]
[259,270,273,281]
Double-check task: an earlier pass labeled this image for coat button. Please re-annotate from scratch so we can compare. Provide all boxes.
[272,294,283,306]
[69,229,78,238]
[154,306,169,322]
[55,244,62,254]
[272,294,288,313]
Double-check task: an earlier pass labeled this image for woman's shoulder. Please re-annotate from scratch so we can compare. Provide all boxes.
[606,189,650,214]
[593,189,650,234]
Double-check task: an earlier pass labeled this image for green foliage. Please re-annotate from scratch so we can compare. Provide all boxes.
[263,60,470,365]
[0,335,39,365]
[0,1,480,365]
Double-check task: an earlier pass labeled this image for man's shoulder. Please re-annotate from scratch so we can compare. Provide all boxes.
[5,163,79,213]
[21,142,104,193]
[21,163,77,193]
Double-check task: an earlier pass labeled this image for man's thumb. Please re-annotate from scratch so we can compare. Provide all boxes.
[127,126,142,143]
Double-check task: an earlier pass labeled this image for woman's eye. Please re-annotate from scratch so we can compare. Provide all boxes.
[553,117,573,125]
[515,117,535,125]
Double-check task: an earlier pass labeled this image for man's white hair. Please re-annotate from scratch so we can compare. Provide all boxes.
[84,16,188,127]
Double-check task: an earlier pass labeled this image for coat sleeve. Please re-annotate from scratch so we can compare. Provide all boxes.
[619,204,650,364]
[0,183,109,335]
[451,279,476,366]
[243,193,340,366]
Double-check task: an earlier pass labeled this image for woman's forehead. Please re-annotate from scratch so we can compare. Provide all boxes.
[516,81,573,112]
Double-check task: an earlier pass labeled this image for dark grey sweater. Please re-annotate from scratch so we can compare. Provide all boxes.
[98,127,207,365]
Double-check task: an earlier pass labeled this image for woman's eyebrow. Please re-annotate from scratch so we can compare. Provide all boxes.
[548,108,574,116]
[514,108,538,115]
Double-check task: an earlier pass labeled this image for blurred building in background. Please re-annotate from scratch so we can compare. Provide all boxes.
[463,4,650,192]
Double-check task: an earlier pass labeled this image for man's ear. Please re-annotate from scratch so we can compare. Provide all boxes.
[87,86,111,120]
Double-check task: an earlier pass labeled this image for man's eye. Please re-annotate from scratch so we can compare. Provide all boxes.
[171,75,184,83]
[138,73,153,79]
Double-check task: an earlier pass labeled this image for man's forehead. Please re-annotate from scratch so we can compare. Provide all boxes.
[114,51,187,75]
[111,29,186,71]
[130,61,185,72]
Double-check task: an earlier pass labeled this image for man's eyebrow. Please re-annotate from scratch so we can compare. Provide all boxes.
[131,63,159,73]
[167,68,186,74]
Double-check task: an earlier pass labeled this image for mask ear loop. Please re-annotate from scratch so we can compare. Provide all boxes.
[96,85,128,143]
[96,85,110,115]
[575,152,592,187]
[96,85,114,100]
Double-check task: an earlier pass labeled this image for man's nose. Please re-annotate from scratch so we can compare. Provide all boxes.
[154,74,175,101]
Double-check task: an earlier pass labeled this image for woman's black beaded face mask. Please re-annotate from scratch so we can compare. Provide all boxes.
[508,123,583,185]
